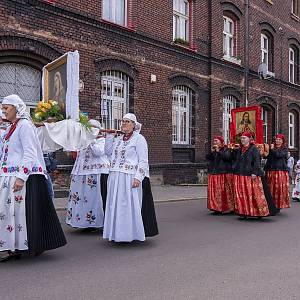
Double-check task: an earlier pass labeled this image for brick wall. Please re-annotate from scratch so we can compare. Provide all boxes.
[0,0,300,184]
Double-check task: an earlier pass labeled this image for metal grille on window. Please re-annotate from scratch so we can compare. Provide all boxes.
[101,71,129,130]
[0,63,41,113]
[172,86,193,145]
[223,95,237,144]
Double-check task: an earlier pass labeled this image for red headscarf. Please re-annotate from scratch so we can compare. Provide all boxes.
[275,134,285,143]
[241,132,253,139]
[214,136,224,145]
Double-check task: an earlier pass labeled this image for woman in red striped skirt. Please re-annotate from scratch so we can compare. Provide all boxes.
[206,136,234,214]
[264,134,290,210]
[232,132,270,218]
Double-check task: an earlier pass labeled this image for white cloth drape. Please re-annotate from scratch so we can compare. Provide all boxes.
[36,119,99,152]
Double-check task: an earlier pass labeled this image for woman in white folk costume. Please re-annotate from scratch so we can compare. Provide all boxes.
[66,120,109,230]
[103,113,158,242]
[0,95,66,262]
[292,159,300,201]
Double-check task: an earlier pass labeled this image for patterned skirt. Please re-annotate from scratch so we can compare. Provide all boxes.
[233,175,270,217]
[207,174,234,213]
[0,176,28,251]
[66,174,105,228]
[266,170,290,209]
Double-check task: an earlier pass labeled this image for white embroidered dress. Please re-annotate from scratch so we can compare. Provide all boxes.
[103,132,149,242]
[66,137,110,228]
[292,160,300,200]
[0,119,46,251]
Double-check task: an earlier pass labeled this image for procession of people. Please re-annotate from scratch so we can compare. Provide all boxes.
[0,93,296,263]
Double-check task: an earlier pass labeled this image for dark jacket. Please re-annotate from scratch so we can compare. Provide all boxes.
[232,144,264,176]
[206,147,233,174]
[264,147,288,171]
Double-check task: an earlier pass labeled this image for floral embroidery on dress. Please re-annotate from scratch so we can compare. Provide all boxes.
[87,176,97,189]
[17,224,23,232]
[70,192,80,205]
[75,214,80,222]
[15,195,24,204]
[67,208,72,221]
[0,240,6,247]
[2,180,9,189]
[111,140,122,168]
[0,213,5,221]
[86,211,96,224]
[6,197,11,205]
[6,225,13,232]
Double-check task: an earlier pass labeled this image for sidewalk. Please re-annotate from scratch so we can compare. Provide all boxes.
[54,184,207,210]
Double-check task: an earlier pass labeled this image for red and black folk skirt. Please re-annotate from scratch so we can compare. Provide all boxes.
[207,173,234,213]
[266,170,290,209]
[233,175,270,217]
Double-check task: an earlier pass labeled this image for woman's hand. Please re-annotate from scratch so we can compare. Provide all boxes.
[13,178,24,192]
[251,174,257,180]
[132,178,141,188]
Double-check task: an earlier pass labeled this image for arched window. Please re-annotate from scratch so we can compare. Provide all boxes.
[0,63,41,114]
[223,94,237,143]
[289,45,299,84]
[223,16,235,58]
[172,85,193,145]
[289,112,296,149]
[101,70,130,129]
[261,31,274,73]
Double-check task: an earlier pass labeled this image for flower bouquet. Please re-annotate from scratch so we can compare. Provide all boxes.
[33,100,64,123]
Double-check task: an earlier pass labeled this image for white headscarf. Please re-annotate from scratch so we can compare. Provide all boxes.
[2,94,30,120]
[88,119,103,129]
[123,113,142,133]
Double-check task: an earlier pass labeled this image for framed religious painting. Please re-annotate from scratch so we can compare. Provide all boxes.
[43,51,80,120]
[230,105,263,144]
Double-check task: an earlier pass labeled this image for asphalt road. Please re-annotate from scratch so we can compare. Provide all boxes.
[1,200,300,300]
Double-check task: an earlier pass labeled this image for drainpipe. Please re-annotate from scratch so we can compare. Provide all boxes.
[244,0,250,107]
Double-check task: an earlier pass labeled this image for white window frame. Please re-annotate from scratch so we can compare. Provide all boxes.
[261,107,268,143]
[292,0,299,15]
[289,47,296,84]
[223,95,237,144]
[289,112,295,148]
[102,0,127,26]
[223,16,235,58]
[101,70,129,130]
[173,0,189,41]
[261,34,269,70]
[172,86,191,145]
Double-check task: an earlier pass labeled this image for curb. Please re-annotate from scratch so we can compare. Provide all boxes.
[54,196,206,211]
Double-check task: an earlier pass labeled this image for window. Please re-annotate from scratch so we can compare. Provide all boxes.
[223,16,235,58]
[292,0,299,15]
[261,34,269,69]
[223,95,237,143]
[101,71,129,130]
[102,0,127,26]
[261,32,274,73]
[172,86,192,144]
[0,63,41,114]
[173,0,189,42]
[289,48,296,84]
[289,112,295,148]
[261,107,268,143]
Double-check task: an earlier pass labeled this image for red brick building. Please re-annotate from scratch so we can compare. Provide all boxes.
[0,0,300,185]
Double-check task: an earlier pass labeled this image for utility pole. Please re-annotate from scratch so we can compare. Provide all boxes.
[244,0,250,107]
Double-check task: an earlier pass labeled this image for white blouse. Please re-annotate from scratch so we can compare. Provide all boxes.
[71,137,110,175]
[105,132,149,182]
[0,119,46,181]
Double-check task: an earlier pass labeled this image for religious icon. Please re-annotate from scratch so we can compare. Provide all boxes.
[42,51,80,120]
[230,106,263,144]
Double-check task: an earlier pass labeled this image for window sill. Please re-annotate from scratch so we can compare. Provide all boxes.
[172,42,197,52]
[172,144,195,149]
[100,19,136,32]
[291,13,300,22]
[222,56,241,65]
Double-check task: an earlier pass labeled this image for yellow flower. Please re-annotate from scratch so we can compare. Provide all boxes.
[35,112,42,119]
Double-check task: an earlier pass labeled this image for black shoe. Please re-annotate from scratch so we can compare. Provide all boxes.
[0,251,21,262]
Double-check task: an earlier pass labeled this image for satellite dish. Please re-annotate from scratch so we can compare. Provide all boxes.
[258,63,268,79]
